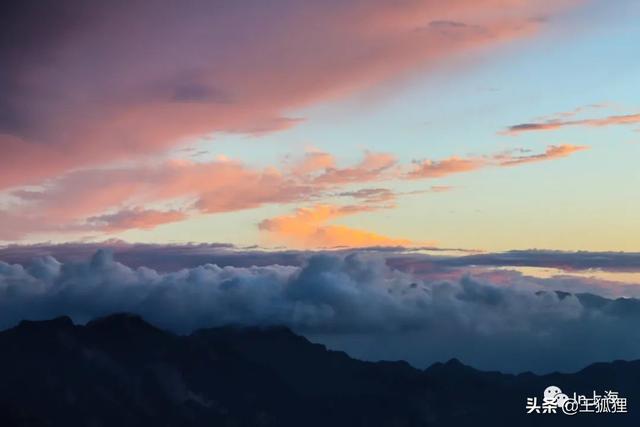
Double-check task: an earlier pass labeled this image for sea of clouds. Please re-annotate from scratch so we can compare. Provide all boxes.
[1,247,640,373]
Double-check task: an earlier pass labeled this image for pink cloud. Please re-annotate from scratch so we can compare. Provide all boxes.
[0,0,580,189]
[9,159,311,223]
[337,188,398,204]
[337,186,454,204]
[1,144,586,241]
[406,144,588,179]
[406,157,485,179]
[291,152,337,176]
[1,152,390,240]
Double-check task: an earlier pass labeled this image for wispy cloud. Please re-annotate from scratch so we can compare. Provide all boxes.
[313,153,397,185]
[87,208,187,232]
[504,111,640,135]
[496,144,588,166]
[337,188,398,204]
[0,142,588,241]
[336,186,452,204]
[406,144,587,179]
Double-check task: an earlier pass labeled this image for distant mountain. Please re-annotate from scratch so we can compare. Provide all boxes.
[0,314,637,426]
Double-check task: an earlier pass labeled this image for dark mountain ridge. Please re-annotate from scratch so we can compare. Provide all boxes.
[0,314,637,426]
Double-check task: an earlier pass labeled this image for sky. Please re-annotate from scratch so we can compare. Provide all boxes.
[1,0,639,253]
[4,0,640,373]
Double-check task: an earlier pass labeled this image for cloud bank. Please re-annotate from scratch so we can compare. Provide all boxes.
[1,248,640,373]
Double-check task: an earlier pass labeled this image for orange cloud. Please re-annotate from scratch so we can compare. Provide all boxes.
[259,205,413,249]
[406,157,486,179]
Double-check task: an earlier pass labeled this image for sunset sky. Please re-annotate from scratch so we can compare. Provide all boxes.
[1,0,639,252]
[4,1,640,376]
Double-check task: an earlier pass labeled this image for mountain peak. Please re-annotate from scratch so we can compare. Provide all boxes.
[195,324,301,341]
[444,357,465,367]
[1,314,640,426]
[424,357,475,376]
[86,312,160,333]
[16,315,74,330]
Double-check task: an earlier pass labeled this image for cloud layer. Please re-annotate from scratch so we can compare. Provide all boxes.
[0,0,580,190]
[1,248,640,373]
[1,143,588,242]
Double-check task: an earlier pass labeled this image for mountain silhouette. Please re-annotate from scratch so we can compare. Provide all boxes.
[0,314,637,426]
